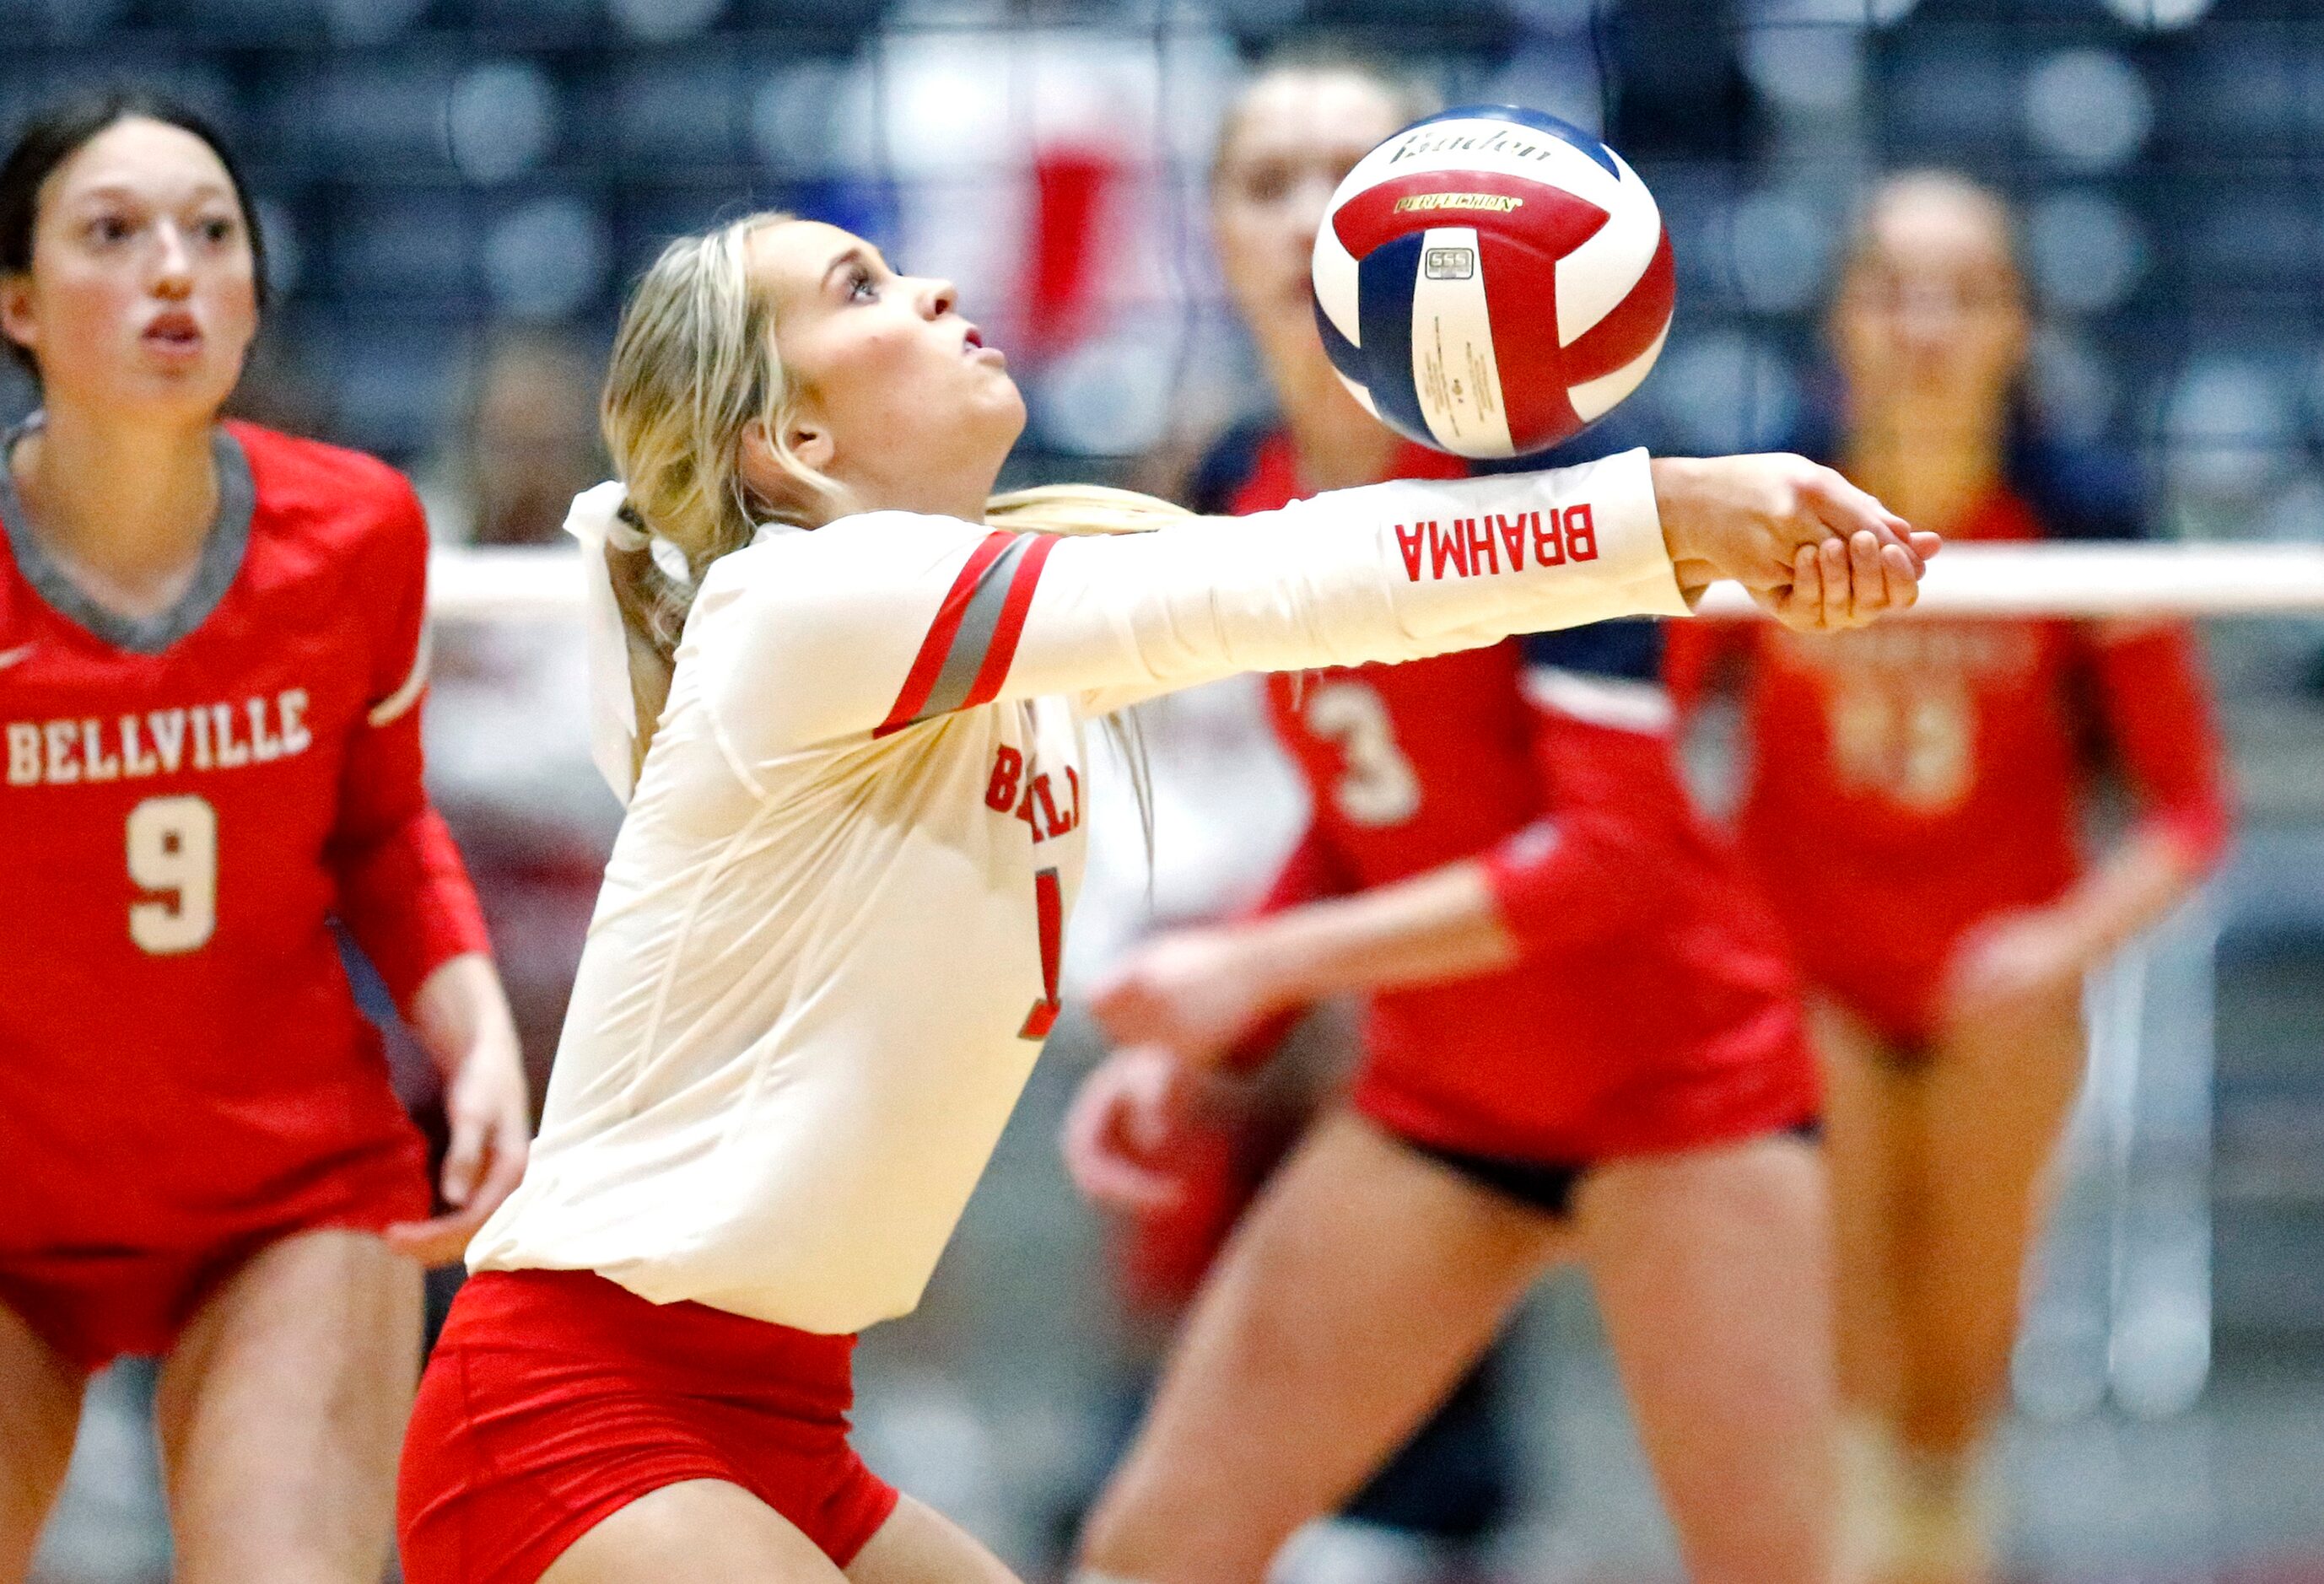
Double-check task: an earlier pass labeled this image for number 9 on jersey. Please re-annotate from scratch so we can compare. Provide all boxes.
[127,794,218,955]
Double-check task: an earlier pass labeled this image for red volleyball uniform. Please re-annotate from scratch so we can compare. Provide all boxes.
[0,418,490,1370]
[1663,485,2233,1046]
[1221,431,1815,1166]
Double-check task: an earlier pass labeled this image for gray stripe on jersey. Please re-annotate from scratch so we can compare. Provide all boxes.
[0,414,256,655]
[914,534,1031,724]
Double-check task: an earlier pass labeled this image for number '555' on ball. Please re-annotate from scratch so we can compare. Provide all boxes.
[1313,105,1674,460]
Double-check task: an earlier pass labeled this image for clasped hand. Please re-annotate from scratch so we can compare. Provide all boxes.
[1652,454,1941,632]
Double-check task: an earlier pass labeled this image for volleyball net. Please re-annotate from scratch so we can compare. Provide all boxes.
[425,541,2324,624]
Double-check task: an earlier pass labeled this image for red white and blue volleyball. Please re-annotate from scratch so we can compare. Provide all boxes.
[1313,106,1676,460]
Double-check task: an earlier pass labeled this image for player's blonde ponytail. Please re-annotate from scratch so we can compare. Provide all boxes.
[598,213,1187,782]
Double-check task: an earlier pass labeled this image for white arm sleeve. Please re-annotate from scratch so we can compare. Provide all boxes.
[694,448,1685,768]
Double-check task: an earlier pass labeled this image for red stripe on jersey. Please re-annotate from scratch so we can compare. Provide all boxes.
[877,532,1014,737]
[1560,228,1675,385]
[1018,865,1065,1040]
[958,532,1059,714]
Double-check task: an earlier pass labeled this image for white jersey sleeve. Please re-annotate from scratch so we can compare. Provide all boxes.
[697,447,1681,773]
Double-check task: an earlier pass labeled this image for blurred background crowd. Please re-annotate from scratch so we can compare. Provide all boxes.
[8,0,2324,1580]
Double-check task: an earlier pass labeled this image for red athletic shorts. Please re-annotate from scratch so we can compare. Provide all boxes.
[0,1147,428,1374]
[397,1268,900,1583]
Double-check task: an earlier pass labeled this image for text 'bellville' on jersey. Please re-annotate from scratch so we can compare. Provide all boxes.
[467,449,1692,1333]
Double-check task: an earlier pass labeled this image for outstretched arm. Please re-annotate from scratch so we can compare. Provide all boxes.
[702,450,1931,764]
[1035,452,1927,716]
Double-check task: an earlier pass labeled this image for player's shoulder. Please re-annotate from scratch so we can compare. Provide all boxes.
[229,421,428,558]
[690,510,990,633]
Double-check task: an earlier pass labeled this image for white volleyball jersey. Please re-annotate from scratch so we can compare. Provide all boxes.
[467,448,1686,1333]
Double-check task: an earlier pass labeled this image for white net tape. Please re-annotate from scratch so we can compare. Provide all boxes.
[429,541,2324,624]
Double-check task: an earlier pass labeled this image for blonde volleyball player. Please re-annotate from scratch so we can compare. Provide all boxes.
[1666,174,2231,1584]
[392,209,1933,1584]
[1065,58,1847,1584]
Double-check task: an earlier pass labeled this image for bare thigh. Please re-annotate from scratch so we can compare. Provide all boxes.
[544,1483,1017,1584]
[1813,998,1919,1422]
[1896,987,2086,1456]
[847,1495,1020,1584]
[1076,1107,1571,1584]
[154,1227,423,1584]
[1577,1133,1839,1584]
[542,1480,849,1584]
[0,1300,83,1584]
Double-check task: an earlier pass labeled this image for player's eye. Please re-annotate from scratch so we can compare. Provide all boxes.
[196,214,239,246]
[846,263,878,303]
[1241,164,1291,205]
[85,213,136,245]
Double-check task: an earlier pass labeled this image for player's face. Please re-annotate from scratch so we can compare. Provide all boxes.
[1831,189,2027,427]
[1212,72,1408,356]
[0,117,258,418]
[747,219,1023,520]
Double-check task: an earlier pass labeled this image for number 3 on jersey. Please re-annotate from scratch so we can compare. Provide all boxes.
[1305,680,1421,827]
[127,795,217,954]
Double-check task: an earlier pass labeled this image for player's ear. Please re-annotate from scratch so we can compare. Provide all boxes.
[0,273,37,366]
[779,412,835,476]
[788,416,833,477]
[736,413,834,498]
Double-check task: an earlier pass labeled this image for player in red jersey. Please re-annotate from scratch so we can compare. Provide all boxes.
[1663,173,2232,1584]
[1065,58,1890,1584]
[0,94,529,1582]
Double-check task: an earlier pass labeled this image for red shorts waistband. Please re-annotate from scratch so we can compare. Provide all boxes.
[445,1269,857,1405]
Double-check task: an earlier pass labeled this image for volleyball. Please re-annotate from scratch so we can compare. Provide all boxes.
[1312,105,1675,460]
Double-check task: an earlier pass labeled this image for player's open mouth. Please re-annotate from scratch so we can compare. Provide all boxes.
[143,312,203,354]
[962,325,1006,367]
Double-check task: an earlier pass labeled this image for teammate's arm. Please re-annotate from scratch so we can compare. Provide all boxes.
[1212,823,1357,1071]
[327,484,531,1263]
[1087,863,1515,1071]
[1062,723,1670,1209]
[1085,648,1692,1066]
[1061,824,1352,1209]
[1941,622,2233,1026]
[2088,621,2235,876]
[1065,858,1512,1210]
